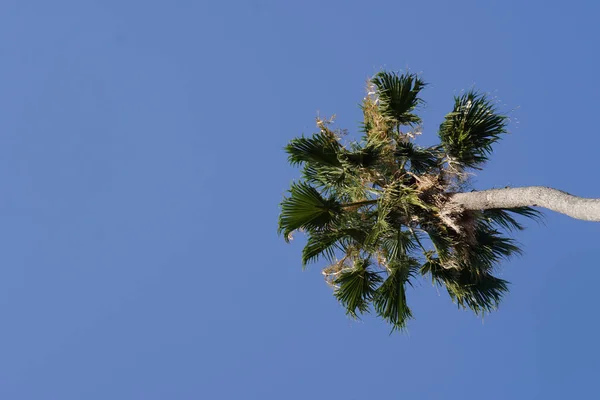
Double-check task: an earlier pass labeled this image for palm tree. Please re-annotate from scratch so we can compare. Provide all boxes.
[278,71,600,331]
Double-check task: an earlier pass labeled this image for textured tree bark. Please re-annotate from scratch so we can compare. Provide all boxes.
[448,186,600,222]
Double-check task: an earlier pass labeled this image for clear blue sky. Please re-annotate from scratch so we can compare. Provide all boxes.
[1,0,599,398]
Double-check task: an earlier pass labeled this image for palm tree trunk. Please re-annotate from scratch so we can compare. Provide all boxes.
[448,186,600,222]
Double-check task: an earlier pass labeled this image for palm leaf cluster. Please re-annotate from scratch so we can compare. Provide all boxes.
[278,71,541,331]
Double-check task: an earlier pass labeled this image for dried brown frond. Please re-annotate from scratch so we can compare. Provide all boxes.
[315,114,336,128]
[412,173,447,213]
[374,250,392,273]
[322,243,365,287]
[405,125,423,140]
[456,210,478,246]
[414,173,444,192]
[322,260,344,288]
[443,158,473,191]
[438,200,465,236]
[362,80,394,143]
[437,199,478,250]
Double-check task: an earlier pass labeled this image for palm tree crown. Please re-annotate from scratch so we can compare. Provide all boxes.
[278,71,541,331]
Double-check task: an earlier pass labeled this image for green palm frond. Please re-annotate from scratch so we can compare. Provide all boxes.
[420,257,447,281]
[285,132,343,167]
[334,258,383,319]
[363,189,422,249]
[302,164,348,191]
[465,227,522,274]
[451,274,509,315]
[424,225,455,263]
[438,91,508,169]
[278,182,342,242]
[395,142,442,174]
[364,217,390,249]
[384,183,432,215]
[373,257,418,331]
[480,207,543,232]
[341,142,384,169]
[426,222,522,275]
[380,228,418,261]
[302,227,368,267]
[371,71,426,126]
[292,139,379,198]
[421,257,508,314]
[302,230,340,267]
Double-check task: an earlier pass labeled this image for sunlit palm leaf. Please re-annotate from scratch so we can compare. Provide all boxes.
[278,182,342,242]
[302,228,367,266]
[373,258,418,331]
[285,132,343,167]
[380,228,418,261]
[371,71,426,126]
[438,91,508,169]
[302,164,347,190]
[334,258,383,318]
